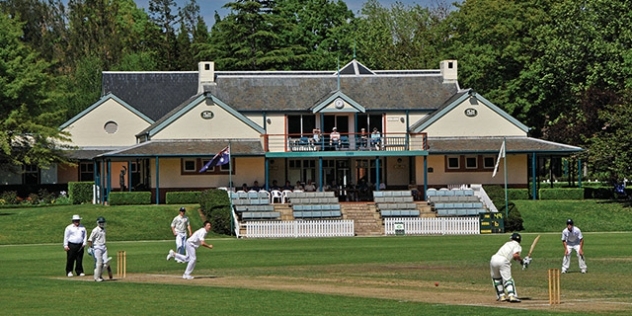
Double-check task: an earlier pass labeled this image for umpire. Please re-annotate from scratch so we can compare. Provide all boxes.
[63,214,87,277]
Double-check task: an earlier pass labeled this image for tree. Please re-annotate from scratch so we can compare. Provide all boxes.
[0,13,72,171]
[147,0,178,70]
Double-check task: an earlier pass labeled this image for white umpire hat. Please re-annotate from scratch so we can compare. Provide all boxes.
[72,214,82,221]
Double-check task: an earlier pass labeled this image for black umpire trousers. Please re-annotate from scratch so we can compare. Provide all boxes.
[66,242,85,275]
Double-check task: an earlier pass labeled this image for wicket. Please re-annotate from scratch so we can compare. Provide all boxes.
[117,251,127,278]
[548,268,561,304]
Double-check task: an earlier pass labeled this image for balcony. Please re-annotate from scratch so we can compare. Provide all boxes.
[263,132,427,153]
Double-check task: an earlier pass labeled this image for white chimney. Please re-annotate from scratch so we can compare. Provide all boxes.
[440,60,458,83]
[198,61,215,94]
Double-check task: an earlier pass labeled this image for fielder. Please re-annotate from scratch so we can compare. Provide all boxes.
[490,233,530,303]
[88,216,111,282]
[562,218,587,273]
[171,207,192,260]
[167,221,213,280]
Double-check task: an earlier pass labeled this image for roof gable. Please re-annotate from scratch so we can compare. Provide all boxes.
[410,89,529,134]
[311,91,365,113]
[60,93,154,130]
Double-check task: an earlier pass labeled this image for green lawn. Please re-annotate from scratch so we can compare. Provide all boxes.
[1,201,631,315]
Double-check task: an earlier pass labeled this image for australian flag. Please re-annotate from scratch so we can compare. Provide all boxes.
[199,146,230,172]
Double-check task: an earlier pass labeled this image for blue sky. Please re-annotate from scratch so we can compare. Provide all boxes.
[132,0,447,26]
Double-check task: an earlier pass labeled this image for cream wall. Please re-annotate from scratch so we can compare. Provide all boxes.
[384,157,410,186]
[153,100,261,139]
[265,113,287,153]
[415,155,528,186]
[62,98,150,147]
[244,113,264,126]
[149,157,264,188]
[423,99,526,137]
[57,164,78,184]
[384,112,408,134]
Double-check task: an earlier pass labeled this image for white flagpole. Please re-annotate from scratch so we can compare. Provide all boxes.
[228,141,234,236]
[503,138,508,221]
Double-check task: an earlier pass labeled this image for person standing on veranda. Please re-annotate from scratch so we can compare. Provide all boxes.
[167,221,213,280]
[63,214,87,277]
[171,207,192,261]
[562,218,587,273]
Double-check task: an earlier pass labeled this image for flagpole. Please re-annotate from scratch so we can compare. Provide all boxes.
[228,141,234,237]
[503,137,508,221]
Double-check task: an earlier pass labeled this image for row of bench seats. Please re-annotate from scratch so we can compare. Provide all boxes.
[428,195,480,202]
[426,189,474,197]
[433,202,484,209]
[374,196,414,203]
[230,191,280,220]
[373,191,413,198]
[436,209,486,216]
[290,197,339,205]
[285,191,335,199]
[292,203,342,218]
[294,210,342,218]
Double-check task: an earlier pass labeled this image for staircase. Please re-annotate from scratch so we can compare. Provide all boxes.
[341,203,383,236]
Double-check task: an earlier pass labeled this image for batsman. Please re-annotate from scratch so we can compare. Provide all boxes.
[87,216,112,282]
[489,233,532,302]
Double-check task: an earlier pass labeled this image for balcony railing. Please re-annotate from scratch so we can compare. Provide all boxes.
[263,132,427,153]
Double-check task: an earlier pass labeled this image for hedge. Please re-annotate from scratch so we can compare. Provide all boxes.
[108,192,152,205]
[68,182,93,204]
[166,191,201,204]
[538,188,584,200]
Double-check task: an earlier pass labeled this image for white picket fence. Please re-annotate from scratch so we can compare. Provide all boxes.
[384,217,480,235]
[244,220,355,238]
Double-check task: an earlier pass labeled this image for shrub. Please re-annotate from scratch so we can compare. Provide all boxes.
[68,182,93,204]
[38,189,55,204]
[199,189,232,235]
[108,192,151,205]
[539,188,584,200]
[166,191,201,204]
[0,191,18,205]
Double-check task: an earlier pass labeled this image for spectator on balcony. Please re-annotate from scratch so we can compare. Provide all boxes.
[240,183,249,192]
[371,127,381,150]
[310,128,322,147]
[409,181,421,200]
[270,180,280,191]
[330,127,341,148]
[304,179,316,192]
[359,128,368,149]
[283,180,293,191]
[294,181,304,191]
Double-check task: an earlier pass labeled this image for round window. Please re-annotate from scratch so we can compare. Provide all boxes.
[104,121,118,134]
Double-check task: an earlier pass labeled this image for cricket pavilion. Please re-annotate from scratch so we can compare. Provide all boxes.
[4,59,584,236]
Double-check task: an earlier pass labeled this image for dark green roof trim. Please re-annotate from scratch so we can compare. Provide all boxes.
[60,93,154,130]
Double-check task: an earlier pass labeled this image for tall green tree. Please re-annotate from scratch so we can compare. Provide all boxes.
[0,13,71,171]
[201,0,307,71]
[355,0,449,70]
[148,0,178,70]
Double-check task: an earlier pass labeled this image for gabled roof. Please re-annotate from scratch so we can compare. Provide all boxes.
[60,93,154,130]
[426,136,583,155]
[310,91,365,113]
[136,94,265,138]
[335,59,375,75]
[101,71,198,121]
[409,89,529,133]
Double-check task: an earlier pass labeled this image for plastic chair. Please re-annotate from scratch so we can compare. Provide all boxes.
[270,190,283,204]
[281,190,293,204]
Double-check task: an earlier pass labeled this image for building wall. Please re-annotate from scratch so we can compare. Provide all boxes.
[57,164,78,184]
[62,98,150,147]
[384,156,410,187]
[148,157,264,189]
[384,112,408,134]
[423,99,526,137]
[152,99,261,140]
[415,155,528,187]
[266,113,288,153]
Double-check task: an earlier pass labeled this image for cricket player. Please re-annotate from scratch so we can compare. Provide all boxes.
[562,218,587,273]
[490,233,530,303]
[171,207,192,259]
[88,216,110,282]
[166,221,213,279]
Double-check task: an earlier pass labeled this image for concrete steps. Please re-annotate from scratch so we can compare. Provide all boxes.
[341,203,383,236]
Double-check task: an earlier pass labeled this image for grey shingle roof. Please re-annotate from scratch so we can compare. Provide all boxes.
[426,137,583,155]
[97,139,263,158]
[206,74,456,112]
[102,72,198,121]
[64,147,127,160]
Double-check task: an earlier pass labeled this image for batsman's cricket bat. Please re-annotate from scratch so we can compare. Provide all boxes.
[527,235,541,257]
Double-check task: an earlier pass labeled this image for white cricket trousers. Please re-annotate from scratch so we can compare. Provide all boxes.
[562,244,587,272]
[175,232,187,255]
[93,246,108,280]
[174,242,197,277]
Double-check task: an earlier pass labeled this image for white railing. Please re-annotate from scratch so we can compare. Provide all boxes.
[244,220,354,238]
[471,184,498,212]
[384,217,480,235]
